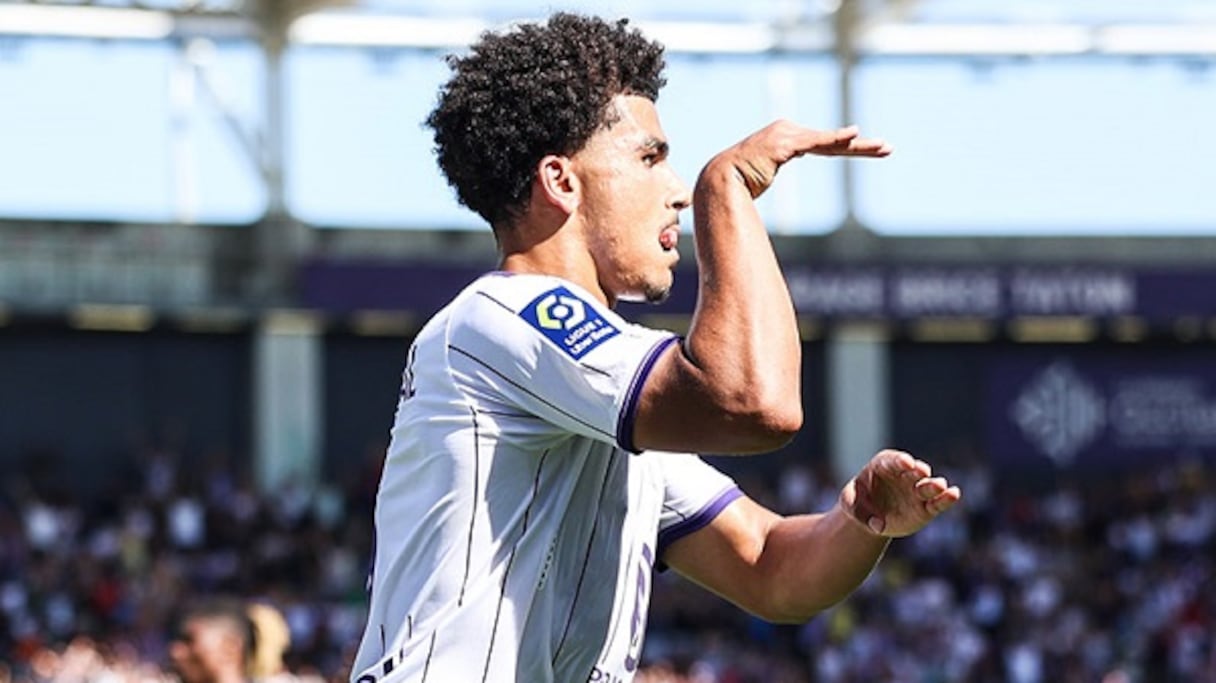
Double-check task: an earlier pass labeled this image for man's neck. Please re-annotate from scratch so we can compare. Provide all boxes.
[497,223,612,307]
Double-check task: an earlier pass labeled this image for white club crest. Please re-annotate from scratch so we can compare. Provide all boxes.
[1011,361,1105,466]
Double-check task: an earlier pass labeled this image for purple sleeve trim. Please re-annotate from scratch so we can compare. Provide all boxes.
[615,335,681,454]
[656,485,744,562]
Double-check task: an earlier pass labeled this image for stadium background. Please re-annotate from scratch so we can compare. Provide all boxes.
[1,0,1215,681]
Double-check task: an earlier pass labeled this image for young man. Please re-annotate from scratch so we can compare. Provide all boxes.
[351,13,961,683]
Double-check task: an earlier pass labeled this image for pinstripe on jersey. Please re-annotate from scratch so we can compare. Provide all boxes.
[351,273,740,683]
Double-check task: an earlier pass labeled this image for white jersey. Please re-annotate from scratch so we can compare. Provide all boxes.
[351,272,740,683]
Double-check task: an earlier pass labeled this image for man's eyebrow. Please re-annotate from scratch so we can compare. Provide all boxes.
[639,137,669,155]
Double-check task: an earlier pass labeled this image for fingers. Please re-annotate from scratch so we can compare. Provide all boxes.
[929,485,963,515]
[915,476,961,510]
[844,450,962,537]
[876,449,931,479]
[885,453,962,518]
[848,137,894,157]
[800,125,893,158]
[914,476,949,500]
[824,136,892,157]
[833,124,861,140]
[715,121,890,198]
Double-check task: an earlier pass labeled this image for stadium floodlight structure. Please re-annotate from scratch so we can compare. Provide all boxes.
[0,4,175,39]
[286,13,831,54]
[856,23,1093,56]
[854,21,1216,57]
[287,13,485,49]
[1,0,1214,56]
[1097,25,1216,56]
[0,1,262,41]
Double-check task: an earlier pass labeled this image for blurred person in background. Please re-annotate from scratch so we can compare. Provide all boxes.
[169,598,255,683]
[246,602,293,682]
[247,601,325,683]
[352,11,960,683]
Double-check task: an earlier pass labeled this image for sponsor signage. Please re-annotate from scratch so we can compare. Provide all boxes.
[301,261,1216,323]
[782,266,1140,319]
[987,353,1216,469]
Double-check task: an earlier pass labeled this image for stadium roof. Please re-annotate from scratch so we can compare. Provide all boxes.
[0,0,1214,56]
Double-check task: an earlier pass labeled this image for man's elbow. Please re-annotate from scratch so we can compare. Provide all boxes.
[749,564,845,624]
[751,596,833,625]
[758,578,855,623]
[767,401,804,441]
[726,402,803,454]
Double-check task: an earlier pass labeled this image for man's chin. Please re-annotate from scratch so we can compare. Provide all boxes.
[644,286,672,304]
[615,283,671,305]
[640,283,672,304]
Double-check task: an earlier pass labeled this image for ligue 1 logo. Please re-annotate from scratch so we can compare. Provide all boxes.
[535,293,586,331]
[522,286,620,359]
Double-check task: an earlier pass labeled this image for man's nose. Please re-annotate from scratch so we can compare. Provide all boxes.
[668,176,692,211]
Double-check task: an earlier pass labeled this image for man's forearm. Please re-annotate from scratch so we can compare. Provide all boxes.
[684,160,801,421]
[755,506,891,623]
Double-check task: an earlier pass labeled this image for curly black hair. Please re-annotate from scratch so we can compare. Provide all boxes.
[426,12,666,228]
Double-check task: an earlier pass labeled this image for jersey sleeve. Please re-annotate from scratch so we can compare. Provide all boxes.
[654,452,742,560]
[445,277,678,452]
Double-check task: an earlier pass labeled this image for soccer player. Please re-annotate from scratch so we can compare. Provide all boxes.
[350,13,961,683]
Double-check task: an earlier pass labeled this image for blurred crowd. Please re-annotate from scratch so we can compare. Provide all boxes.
[1,443,1214,683]
[0,444,378,682]
[639,455,1216,683]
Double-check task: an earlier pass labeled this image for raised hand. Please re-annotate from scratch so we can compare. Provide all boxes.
[707,122,892,199]
[839,449,962,538]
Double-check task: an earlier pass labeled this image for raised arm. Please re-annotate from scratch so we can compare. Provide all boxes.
[633,123,891,454]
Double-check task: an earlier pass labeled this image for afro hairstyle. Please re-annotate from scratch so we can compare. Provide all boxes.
[426,12,667,228]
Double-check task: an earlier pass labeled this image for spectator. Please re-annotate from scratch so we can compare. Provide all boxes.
[169,597,255,683]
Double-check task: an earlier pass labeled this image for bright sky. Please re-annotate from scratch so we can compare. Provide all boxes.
[0,29,1213,235]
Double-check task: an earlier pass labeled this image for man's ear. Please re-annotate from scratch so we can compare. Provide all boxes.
[535,154,579,214]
